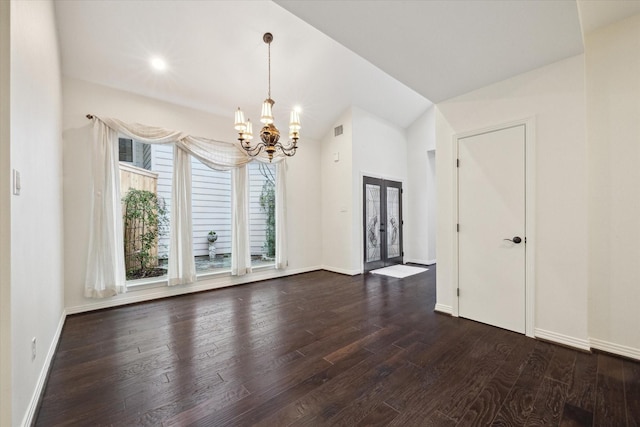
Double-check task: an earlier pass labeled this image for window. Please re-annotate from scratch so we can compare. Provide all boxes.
[120,141,172,281]
[119,137,151,169]
[87,122,288,298]
[248,162,276,267]
[118,138,133,163]
[120,142,276,282]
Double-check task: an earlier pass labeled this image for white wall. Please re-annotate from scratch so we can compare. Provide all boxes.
[320,108,354,274]
[426,151,436,262]
[406,106,436,265]
[62,77,322,312]
[586,14,640,358]
[352,106,409,272]
[435,108,455,311]
[436,55,589,346]
[9,1,65,425]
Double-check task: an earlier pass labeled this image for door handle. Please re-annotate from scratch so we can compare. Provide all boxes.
[503,236,522,244]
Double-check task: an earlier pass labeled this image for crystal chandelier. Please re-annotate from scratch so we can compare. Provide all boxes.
[234,33,300,162]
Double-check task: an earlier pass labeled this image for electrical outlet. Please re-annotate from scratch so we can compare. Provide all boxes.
[31,337,36,361]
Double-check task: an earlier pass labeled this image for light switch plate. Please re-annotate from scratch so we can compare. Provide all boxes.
[12,169,20,195]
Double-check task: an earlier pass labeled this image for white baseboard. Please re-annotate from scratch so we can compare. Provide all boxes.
[591,337,640,361]
[535,330,640,360]
[434,303,453,315]
[534,328,591,352]
[22,309,66,427]
[66,266,323,315]
[321,265,361,276]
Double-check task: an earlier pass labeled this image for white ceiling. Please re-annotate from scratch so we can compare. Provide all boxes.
[274,0,585,103]
[54,1,640,140]
[54,0,431,140]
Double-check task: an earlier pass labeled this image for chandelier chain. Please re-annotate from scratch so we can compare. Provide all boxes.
[267,40,271,100]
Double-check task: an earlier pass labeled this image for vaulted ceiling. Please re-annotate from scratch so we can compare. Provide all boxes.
[276,0,585,103]
[54,0,640,140]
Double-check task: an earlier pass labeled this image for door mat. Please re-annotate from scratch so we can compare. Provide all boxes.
[370,264,428,278]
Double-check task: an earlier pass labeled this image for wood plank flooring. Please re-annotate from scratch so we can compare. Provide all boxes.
[36,267,640,426]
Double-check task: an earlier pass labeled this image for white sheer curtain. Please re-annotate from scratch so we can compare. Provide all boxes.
[231,165,252,276]
[84,121,126,297]
[85,115,288,298]
[275,161,288,269]
[168,145,197,285]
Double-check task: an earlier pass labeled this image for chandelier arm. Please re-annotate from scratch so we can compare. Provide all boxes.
[240,139,266,157]
[275,142,298,156]
[276,140,298,151]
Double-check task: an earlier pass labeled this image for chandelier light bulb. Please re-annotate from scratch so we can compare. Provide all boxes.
[260,99,274,124]
[289,110,301,131]
[234,108,246,131]
[244,120,253,140]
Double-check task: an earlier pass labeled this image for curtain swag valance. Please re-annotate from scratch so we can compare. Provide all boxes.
[85,115,288,298]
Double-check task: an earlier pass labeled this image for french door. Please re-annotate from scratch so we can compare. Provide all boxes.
[363,177,403,272]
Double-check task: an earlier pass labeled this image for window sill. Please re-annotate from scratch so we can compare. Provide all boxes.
[126,276,169,290]
[125,263,276,291]
[251,263,276,272]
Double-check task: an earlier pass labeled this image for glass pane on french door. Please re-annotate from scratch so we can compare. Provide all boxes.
[365,183,381,263]
[387,186,400,258]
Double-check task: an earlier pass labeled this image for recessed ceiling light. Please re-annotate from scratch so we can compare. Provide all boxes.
[150,56,167,72]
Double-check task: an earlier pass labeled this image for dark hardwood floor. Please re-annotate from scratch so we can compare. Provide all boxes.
[36,267,640,426]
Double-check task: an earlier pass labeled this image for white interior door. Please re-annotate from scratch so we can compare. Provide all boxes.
[458,124,526,333]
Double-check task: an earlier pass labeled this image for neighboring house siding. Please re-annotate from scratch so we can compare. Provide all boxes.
[133,140,145,169]
[191,157,232,257]
[149,143,272,259]
[152,144,173,259]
